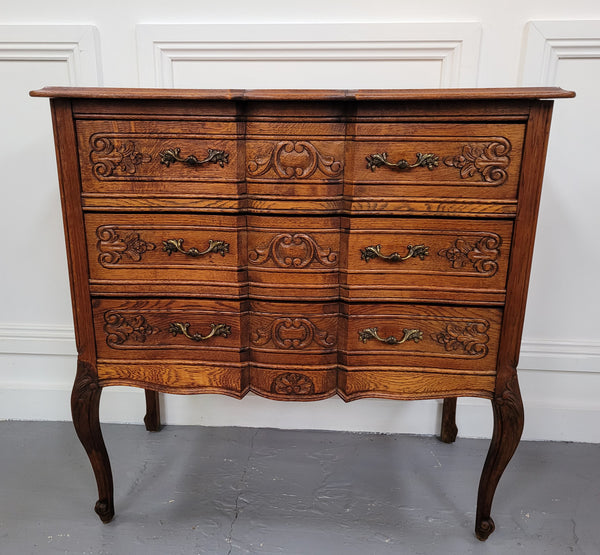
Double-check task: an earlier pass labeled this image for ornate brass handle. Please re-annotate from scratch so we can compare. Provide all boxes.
[358,327,423,345]
[160,148,229,168]
[162,239,229,257]
[366,152,438,171]
[361,244,429,262]
[169,322,231,342]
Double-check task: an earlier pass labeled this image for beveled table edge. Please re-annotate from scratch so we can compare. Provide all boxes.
[30,86,575,101]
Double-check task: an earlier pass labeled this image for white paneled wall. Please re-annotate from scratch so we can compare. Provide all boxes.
[1,3,599,441]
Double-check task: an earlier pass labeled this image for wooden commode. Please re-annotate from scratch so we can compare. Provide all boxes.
[31,86,574,540]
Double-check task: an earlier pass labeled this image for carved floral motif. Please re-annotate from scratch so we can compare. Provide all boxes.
[89,135,152,178]
[444,139,511,185]
[248,233,338,268]
[247,140,343,179]
[431,321,490,357]
[103,311,157,348]
[96,226,156,266]
[251,318,336,349]
[270,372,316,395]
[438,234,501,276]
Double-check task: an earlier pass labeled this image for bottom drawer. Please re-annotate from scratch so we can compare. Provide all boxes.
[340,304,502,374]
[93,298,248,363]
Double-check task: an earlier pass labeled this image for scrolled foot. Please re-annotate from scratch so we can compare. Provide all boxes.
[475,517,495,541]
[94,499,115,523]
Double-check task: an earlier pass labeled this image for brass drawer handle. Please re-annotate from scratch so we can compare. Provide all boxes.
[160,147,229,168]
[366,152,438,171]
[358,327,423,345]
[169,322,231,342]
[361,244,429,262]
[162,238,229,258]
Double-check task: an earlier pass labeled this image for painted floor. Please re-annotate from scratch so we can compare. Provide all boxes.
[0,421,598,554]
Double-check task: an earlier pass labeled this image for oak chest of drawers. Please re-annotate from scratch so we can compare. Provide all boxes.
[32,86,574,540]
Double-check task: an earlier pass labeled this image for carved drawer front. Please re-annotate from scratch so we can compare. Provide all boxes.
[249,301,338,366]
[247,215,340,300]
[339,303,502,374]
[345,123,525,214]
[341,217,512,304]
[93,298,248,363]
[76,119,243,196]
[85,213,246,297]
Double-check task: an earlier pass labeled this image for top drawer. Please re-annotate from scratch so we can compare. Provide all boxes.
[345,123,525,212]
[76,119,243,194]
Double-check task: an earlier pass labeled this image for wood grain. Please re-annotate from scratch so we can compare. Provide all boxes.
[338,370,495,401]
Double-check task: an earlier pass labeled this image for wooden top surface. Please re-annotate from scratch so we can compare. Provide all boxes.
[30,86,575,101]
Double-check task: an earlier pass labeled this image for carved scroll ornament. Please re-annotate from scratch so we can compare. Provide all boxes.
[103,311,157,347]
[96,226,156,266]
[249,233,338,268]
[438,234,501,276]
[247,140,343,179]
[444,139,511,186]
[431,321,490,357]
[251,317,336,350]
[90,136,151,178]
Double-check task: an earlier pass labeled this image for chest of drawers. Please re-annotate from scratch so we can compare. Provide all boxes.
[31,86,574,540]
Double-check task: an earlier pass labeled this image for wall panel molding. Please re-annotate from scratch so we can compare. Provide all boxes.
[521,20,600,85]
[0,25,102,85]
[136,22,481,88]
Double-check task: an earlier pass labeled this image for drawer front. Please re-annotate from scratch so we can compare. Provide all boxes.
[93,298,247,362]
[249,301,338,365]
[247,216,340,300]
[76,120,243,194]
[340,304,502,374]
[342,217,512,303]
[85,213,246,296]
[346,123,525,201]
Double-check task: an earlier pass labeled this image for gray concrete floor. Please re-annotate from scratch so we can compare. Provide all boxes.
[0,421,599,554]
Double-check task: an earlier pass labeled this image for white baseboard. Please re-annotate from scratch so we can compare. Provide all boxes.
[0,325,598,442]
[1,376,599,442]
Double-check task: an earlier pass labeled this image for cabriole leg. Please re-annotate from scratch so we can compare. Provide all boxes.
[440,397,458,443]
[71,360,114,523]
[475,374,524,540]
[144,389,162,432]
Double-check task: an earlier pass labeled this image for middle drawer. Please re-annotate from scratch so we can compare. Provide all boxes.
[341,217,513,304]
[85,213,247,297]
